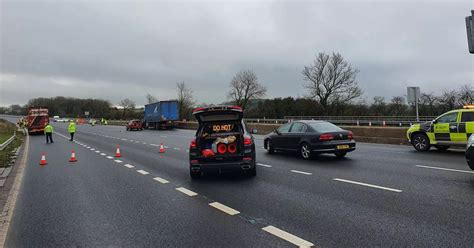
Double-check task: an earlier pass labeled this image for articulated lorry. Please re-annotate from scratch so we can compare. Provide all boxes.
[27,107,49,134]
[143,100,179,129]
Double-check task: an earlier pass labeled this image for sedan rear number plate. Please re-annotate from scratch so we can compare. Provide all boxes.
[337,145,349,150]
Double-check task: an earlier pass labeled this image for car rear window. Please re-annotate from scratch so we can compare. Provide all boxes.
[308,122,342,133]
[461,112,474,122]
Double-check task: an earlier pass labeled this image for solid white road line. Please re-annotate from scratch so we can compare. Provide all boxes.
[257,163,272,168]
[209,202,240,216]
[100,153,106,156]
[415,164,474,174]
[262,225,314,247]
[106,156,114,159]
[153,177,169,184]
[123,164,134,168]
[137,170,149,175]
[290,170,312,175]
[114,160,123,163]
[333,178,403,193]
[175,187,197,196]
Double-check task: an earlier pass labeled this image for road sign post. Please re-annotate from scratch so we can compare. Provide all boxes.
[466,10,474,54]
[407,86,420,122]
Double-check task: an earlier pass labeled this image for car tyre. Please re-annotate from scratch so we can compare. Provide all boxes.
[266,139,274,154]
[335,151,347,158]
[190,170,201,179]
[434,145,450,151]
[412,133,430,152]
[126,128,129,131]
[300,143,312,159]
[247,165,257,177]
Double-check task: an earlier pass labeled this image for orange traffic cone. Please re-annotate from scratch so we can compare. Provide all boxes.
[115,145,122,157]
[69,150,77,162]
[159,143,166,153]
[40,153,47,166]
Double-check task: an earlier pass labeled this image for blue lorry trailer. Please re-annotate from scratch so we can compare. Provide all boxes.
[143,100,179,129]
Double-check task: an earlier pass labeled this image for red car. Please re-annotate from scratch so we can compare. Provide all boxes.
[126,120,143,131]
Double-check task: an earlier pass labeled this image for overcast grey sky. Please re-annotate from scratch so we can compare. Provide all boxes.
[1,0,473,107]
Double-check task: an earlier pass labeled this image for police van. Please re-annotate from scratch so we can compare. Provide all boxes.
[407,105,474,152]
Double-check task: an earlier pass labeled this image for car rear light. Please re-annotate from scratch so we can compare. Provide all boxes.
[348,131,353,140]
[190,160,198,164]
[319,133,334,141]
[244,136,252,145]
[190,139,196,149]
[227,143,237,153]
[243,156,252,161]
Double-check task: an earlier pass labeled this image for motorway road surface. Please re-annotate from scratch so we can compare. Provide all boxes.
[3,116,474,247]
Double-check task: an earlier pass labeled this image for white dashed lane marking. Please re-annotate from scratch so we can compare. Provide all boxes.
[153,177,169,184]
[173,148,180,150]
[290,170,312,175]
[333,178,403,193]
[209,202,240,216]
[257,163,272,168]
[106,156,114,159]
[123,164,134,168]
[262,225,314,247]
[95,151,100,153]
[100,153,106,156]
[114,160,123,163]
[90,148,95,151]
[137,170,149,175]
[415,164,474,174]
[176,187,197,196]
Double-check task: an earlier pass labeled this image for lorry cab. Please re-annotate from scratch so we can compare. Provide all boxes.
[407,105,474,151]
[189,106,256,179]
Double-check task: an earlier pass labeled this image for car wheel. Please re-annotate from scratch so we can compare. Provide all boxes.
[126,128,129,131]
[190,170,201,179]
[434,145,450,151]
[412,133,430,151]
[247,165,257,177]
[335,151,347,158]
[300,143,312,159]
[468,159,474,171]
[266,139,274,154]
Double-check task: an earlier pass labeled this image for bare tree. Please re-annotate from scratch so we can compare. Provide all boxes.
[176,82,195,120]
[227,70,266,110]
[146,94,157,104]
[370,96,387,116]
[302,52,362,114]
[388,96,407,116]
[118,98,136,119]
[458,84,474,105]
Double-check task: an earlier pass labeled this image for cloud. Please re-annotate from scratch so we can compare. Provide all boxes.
[1,0,473,107]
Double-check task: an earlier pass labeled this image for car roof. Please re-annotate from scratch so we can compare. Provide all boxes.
[291,120,329,124]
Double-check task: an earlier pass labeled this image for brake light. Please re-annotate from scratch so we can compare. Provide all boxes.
[348,131,353,140]
[244,136,252,145]
[319,133,334,141]
[190,139,196,149]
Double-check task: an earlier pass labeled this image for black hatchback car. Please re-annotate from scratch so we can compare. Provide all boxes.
[189,106,256,179]
[264,120,355,159]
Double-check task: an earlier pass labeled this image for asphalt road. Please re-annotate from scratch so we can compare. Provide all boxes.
[3,117,474,247]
